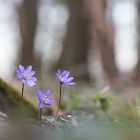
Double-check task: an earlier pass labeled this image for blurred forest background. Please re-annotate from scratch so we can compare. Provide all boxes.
[0,0,140,88]
[2,1,140,139]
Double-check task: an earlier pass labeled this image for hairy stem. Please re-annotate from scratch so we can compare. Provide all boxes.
[54,82,62,123]
[39,108,43,123]
[21,83,25,100]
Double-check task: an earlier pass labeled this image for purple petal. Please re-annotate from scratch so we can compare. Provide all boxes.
[31,77,37,82]
[45,89,50,97]
[26,65,32,72]
[26,80,35,87]
[17,69,21,74]
[57,69,61,75]
[45,99,54,105]
[19,65,25,72]
[64,82,76,86]
[39,102,44,108]
[62,71,69,78]
[56,73,59,78]
[17,72,22,79]
[30,71,35,76]
[21,79,26,83]
[66,77,74,82]
[56,73,62,81]
[58,77,64,83]
[37,89,43,102]
[61,71,66,76]
[64,71,70,78]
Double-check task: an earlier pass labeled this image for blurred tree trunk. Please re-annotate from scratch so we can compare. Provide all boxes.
[89,0,119,82]
[18,0,40,71]
[58,0,90,80]
[135,0,140,81]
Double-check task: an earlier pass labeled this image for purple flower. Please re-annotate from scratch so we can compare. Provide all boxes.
[56,69,76,86]
[17,65,37,87]
[37,89,54,108]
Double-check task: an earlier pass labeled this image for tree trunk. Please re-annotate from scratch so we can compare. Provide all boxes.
[58,0,90,80]
[134,0,140,81]
[89,0,119,82]
[18,0,40,71]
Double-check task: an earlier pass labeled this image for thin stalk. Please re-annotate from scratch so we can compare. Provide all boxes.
[20,83,25,100]
[39,108,43,123]
[54,82,62,123]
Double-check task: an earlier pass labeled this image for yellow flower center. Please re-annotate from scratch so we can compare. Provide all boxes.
[23,73,29,79]
[42,96,47,102]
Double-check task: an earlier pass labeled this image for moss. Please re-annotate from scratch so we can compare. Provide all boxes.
[0,78,38,120]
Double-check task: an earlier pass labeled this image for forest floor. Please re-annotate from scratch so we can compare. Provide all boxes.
[1,79,140,139]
